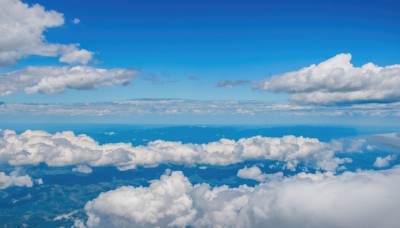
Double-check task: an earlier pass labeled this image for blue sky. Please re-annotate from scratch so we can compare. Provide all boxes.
[2,2,400,226]
[1,0,400,123]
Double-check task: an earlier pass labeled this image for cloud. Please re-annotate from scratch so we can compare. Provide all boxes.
[0,129,348,171]
[72,165,93,174]
[73,18,81,24]
[54,210,79,221]
[3,99,400,118]
[237,165,283,182]
[85,171,196,227]
[82,168,400,228]
[0,171,33,189]
[141,74,181,85]
[0,0,93,67]
[373,155,396,168]
[0,66,137,95]
[256,54,400,104]
[217,80,250,88]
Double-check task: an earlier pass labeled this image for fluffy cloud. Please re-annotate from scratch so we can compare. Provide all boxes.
[0,171,33,189]
[0,66,136,95]
[373,155,396,168]
[0,129,348,171]
[83,168,400,228]
[85,171,196,227]
[72,165,93,174]
[237,166,283,182]
[0,0,93,67]
[256,54,400,104]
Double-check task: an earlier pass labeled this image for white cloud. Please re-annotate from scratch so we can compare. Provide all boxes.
[85,171,196,227]
[36,178,43,185]
[373,155,396,168]
[54,210,78,221]
[0,0,93,67]
[256,53,400,104]
[58,45,93,65]
[73,18,81,24]
[3,99,400,118]
[0,66,136,95]
[0,171,33,189]
[0,99,312,116]
[0,129,348,172]
[72,165,93,174]
[237,165,283,182]
[82,167,400,228]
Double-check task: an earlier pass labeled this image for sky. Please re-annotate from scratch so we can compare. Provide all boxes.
[1,0,400,124]
[2,1,400,227]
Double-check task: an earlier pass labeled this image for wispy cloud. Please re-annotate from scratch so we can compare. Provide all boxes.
[1,99,400,117]
[217,80,250,88]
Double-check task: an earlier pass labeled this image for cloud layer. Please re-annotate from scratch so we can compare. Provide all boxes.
[0,66,137,95]
[4,99,400,117]
[0,0,93,67]
[257,54,400,104]
[0,129,347,171]
[83,168,400,228]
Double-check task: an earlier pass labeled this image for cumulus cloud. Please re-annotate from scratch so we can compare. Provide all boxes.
[82,168,400,228]
[0,171,33,189]
[0,0,93,67]
[85,171,196,227]
[0,66,137,95]
[373,155,396,168]
[0,129,348,171]
[237,166,283,182]
[256,53,400,104]
[72,165,93,174]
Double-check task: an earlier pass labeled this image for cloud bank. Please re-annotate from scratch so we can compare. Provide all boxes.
[82,168,400,228]
[0,129,347,171]
[0,66,137,95]
[257,54,400,105]
[4,99,400,117]
[0,0,93,67]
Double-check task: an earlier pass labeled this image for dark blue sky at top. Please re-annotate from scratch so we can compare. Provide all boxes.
[7,0,400,104]
[25,0,400,69]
